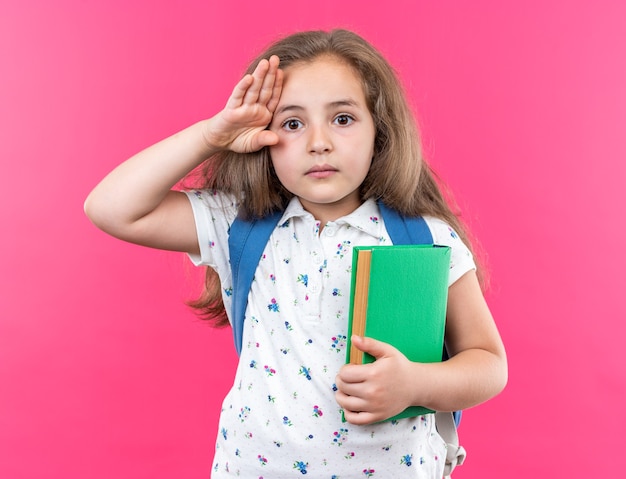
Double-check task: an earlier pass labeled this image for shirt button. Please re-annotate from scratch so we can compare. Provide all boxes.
[325,227,336,236]
[310,284,319,294]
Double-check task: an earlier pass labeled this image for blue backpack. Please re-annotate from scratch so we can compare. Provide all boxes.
[227,200,466,475]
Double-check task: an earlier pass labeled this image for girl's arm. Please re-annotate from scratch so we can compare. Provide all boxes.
[335,269,507,425]
[84,56,283,254]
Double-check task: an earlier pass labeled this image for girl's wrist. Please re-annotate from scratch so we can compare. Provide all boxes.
[197,117,230,155]
[407,361,441,411]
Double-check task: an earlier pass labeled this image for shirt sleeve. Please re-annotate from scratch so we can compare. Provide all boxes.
[423,216,476,286]
[183,189,238,272]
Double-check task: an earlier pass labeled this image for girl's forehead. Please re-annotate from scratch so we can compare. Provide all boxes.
[279,57,366,102]
[283,55,357,79]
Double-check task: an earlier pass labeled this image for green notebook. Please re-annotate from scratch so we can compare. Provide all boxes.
[345,244,451,421]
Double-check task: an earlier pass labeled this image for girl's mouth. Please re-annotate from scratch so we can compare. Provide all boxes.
[306,164,338,179]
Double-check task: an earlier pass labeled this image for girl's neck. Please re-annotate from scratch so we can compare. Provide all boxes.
[299,196,363,231]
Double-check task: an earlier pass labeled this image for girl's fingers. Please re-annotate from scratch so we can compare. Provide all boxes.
[226,56,282,113]
[342,409,376,426]
[242,55,281,106]
[242,57,270,105]
[225,74,254,109]
[266,66,284,113]
[256,55,281,105]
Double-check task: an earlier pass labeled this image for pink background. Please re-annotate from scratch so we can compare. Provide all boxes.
[1,1,625,477]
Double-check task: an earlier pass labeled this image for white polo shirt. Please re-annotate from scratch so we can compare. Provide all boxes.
[186,190,475,478]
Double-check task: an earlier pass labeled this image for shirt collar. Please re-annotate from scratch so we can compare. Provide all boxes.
[279,197,383,240]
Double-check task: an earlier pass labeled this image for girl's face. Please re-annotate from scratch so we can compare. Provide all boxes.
[269,56,376,223]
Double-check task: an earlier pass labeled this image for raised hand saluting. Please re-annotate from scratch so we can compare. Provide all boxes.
[203,55,283,153]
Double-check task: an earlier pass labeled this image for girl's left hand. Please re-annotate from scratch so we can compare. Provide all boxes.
[335,335,416,425]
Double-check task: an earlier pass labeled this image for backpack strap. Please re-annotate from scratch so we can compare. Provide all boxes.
[377,201,433,245]
[228,209,283,356]
[437,410,467,477]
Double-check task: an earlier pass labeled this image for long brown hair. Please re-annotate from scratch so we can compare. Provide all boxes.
[187,29,480,326]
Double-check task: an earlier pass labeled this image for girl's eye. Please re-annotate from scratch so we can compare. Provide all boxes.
[334,114,354,126]
[282,119,303,131]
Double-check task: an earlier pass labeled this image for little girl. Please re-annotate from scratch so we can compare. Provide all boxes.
[85,29,507,479]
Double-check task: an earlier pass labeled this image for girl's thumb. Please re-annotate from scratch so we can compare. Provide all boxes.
[352,335,394,360]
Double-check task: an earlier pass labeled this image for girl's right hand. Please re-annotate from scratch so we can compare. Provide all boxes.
[85,56,283,254]
[203,55,283,154]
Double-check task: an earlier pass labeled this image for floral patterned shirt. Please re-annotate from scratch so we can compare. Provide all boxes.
[185,191,475,479]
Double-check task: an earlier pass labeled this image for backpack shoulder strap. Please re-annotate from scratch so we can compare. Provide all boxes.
[228,209,283,356]
[437,410,466,477]
[377,201,433,245]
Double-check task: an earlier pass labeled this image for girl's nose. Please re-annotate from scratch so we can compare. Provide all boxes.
[307,124,333,154]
